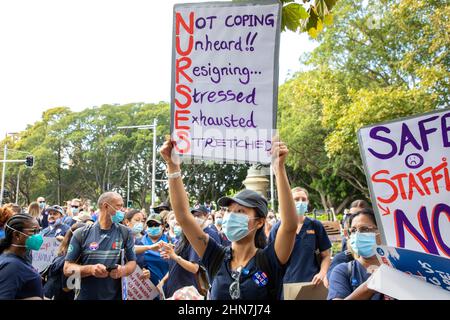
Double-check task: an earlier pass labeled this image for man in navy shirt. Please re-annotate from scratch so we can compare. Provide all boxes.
[269,187,332,299]
[64,192,136,300]
[40,205,70,241]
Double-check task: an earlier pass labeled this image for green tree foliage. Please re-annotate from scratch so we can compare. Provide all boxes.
[2,103,250,208]
[279,0,449,209]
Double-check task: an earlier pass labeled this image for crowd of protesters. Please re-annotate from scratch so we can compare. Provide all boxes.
[0,138,384,300]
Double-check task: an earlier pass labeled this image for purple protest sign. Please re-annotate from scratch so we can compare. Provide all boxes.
[358,109,450,257]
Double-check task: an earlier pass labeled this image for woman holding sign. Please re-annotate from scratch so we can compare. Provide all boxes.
[0,214,44,300]
[327,208,389,300]
[160,137,297,300]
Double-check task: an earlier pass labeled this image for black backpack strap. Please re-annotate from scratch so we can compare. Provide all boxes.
[255,249,277,300]
[117,224,131,263]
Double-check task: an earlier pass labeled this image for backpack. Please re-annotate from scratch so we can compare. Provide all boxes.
[207,247,277,300]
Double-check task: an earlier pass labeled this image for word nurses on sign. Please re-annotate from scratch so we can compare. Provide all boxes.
[171,0,281,164]
[358,109,450,257]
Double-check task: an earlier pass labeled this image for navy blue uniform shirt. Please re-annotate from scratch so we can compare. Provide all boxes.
[201,237,286,300]
[163,243,200,298]
[41,222,70,238]
[0,253,43,299]
[65,222,136,300]
[327,250,354,280]
[327,260,383,300]
[268,217,332,285]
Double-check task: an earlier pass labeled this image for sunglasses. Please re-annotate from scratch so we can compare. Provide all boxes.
[71,206,79,209]
[229,267,243,300]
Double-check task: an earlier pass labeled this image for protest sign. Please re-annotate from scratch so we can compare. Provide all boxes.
[375,245,450,292]
[171,0,281,164]
[32,237,60,273]
[358,109,450,257]
[125,266,160,300]
[367,264,450,300]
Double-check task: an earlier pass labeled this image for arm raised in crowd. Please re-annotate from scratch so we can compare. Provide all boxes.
[271,139,298,265]
[160,139,209,259]
[159,242,199,274]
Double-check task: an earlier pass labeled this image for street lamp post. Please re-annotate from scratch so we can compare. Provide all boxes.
[118,118,158,208]
[0,141,8,205]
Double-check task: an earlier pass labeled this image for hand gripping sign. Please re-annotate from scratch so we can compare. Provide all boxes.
[358,109,450,257]
[171,0,281,164]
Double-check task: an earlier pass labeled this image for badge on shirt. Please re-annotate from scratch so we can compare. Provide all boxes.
[89,242,99,251]
[306,230,315,235]
[252,271,268,287]
[112,240,121,250]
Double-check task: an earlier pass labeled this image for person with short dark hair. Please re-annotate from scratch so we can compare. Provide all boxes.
[0,214,44,299]
[37,197,49,229]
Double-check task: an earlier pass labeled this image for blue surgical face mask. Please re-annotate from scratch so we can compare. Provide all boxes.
[349,232,377,258]
[107,203,125,224]
[222,213,257,242]
[39,202,46,209]
[173,226,182,237]
[72,208,79,215]
[6,225,44,251]
[132,222,144,235]
[215,218,223,226]
[147,226,162,237]
[295,201,308,216]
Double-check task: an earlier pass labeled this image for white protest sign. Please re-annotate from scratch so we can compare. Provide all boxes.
[171,0,281,164]
[367,264,450,300]
[32,237,60,272]
[358,109,450,256]
[126,266,160,300]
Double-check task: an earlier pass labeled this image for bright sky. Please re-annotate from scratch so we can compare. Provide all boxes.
[0,0,317,136]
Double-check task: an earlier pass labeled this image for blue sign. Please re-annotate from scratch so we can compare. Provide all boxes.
[376,245,450,292]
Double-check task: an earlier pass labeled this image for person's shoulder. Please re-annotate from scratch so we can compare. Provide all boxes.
[330,261,350,279]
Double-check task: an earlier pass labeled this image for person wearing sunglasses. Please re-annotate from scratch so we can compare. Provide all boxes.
[135,213,170,293]
[160,138,297,300]
[40,205,70,241]
[63,192,137,300]
[327,208,386,300]
[0,214,44,299]
[37,196,49,229]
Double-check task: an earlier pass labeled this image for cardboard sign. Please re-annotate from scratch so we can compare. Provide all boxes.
[126,266,160,300]
[358,109,450,256]
[283,282,328,300]
[375,245,450,292]
[367,264,450,300]
[171,0,281,164]
[32,237,60,273]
